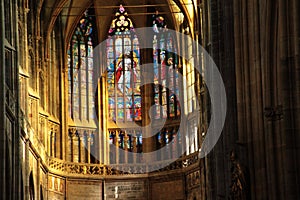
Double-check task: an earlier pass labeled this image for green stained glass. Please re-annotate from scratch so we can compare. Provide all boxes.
[107,5,142,122]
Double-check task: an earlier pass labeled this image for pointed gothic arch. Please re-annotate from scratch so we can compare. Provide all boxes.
[106,5,142,123]
[68,9,96,122]
[152,12,181,120]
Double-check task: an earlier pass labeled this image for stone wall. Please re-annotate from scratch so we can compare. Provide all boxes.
[42,171,191,199]
[105,180,147,199]
[150,173,185,200]
[66,179,102,200]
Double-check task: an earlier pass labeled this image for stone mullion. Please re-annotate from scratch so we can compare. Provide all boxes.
[62,58,69,162]
[51,128,55,157]
[47,124,52,156]
[115,130,119,164]
[78,131,85,163]
[67,131,72,162]
[101,77,108,164]
[87,132,91,164]
[55,125,61,159]
[72,130,79,163]
[124,132,129,164]
[132,131,137,164]
[68,128,76,162]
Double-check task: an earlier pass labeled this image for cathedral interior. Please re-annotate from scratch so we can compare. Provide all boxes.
[0,0,299,199]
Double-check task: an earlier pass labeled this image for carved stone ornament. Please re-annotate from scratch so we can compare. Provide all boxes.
[229,150,249,200]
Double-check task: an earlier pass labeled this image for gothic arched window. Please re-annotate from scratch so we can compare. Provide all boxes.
[107,5,142,122]
[152,13,181,119]
[68,10,95,121]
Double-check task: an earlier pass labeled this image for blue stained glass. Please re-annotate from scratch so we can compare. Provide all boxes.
[108,97,115,108]
[107,60,115,71]
[152,13,180,119]
[107,72,114,83]
[107,5,142,122]
[138,134,143,144]
[125,96,132,108]
[117,97,124,108]
[133,35,139,54]
[157,133,162,143]
[88,38,93,56]
[169,94,175,117]
[68,9,96,120]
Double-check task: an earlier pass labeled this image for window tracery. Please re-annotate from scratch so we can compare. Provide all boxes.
[152,12,181,120]
[68,10,95,121]
[107,5,142,123]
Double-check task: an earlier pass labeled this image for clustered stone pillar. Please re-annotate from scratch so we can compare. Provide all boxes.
[79,132,86,163]
[73,132,79,163]
[68,128,95,163]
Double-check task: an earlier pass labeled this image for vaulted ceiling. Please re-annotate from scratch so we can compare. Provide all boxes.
[39,0,196,49]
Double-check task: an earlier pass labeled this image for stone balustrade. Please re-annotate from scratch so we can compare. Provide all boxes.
[48,151,199,176]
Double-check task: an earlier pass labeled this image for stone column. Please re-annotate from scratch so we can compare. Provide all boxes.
[123,132,127,163]
[62,67,69,161]
[132,136,137,163]
[115,130,119,164]
[24,137,30,200]
[0,9,6,198]
[79,131,86,163]
[86,132,91,163]
[54,125,61,159]
[67,131,72,162]
[278,0,300,198]
[140,47,156,159]
[36,158,40,200]
[69,129,78,163]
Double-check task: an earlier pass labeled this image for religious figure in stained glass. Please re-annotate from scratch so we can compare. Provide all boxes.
[115,51,139,95]
[152,12,181,119]
[107,5,142,122]
[68,9,95,121]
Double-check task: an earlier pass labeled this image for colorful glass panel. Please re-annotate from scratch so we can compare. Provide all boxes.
[107,5,142,122]
[152,13,180,119]
[68,9,95,121]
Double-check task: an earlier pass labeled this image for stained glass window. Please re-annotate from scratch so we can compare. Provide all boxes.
[152,13,181,119]
[68,10,95,121]
[106,5,143,164]
[107,5,142,122]
[156,126,181,160]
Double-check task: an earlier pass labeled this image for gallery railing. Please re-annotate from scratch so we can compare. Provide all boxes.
[48,151,199,176]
